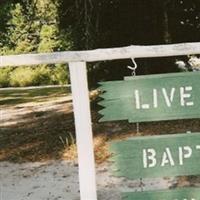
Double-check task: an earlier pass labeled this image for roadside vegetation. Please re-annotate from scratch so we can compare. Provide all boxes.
[0,65,69,87]
[1,1,200,88]
[1,0,200,190]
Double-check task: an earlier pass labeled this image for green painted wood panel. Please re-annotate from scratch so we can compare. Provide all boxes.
[122,188,200,200]
[110,132,200,179]
[99,72,200,123]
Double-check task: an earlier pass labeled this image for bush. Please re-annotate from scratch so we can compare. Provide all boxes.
[34,66,52,85]
[1,65,69,88]
[10,67,37,87]
[10,66,53,87]
[0,68,12,87]
[51,64,69,85]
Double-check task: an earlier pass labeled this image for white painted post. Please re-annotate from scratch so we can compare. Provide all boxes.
[69,62,97,200]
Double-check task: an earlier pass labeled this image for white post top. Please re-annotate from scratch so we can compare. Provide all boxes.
[1,42,200,67]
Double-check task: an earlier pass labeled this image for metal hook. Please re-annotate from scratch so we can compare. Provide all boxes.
[127,58,140,135]
[127,58,138,76]
[131,58,138,70]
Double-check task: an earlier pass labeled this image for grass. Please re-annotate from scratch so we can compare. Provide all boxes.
[2,85,200,167]
[0,86,70,106]
[1,86,200,193]
[0,86,73,163]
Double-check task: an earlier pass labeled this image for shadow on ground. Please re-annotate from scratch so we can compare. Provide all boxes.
[1,87,200,187]
[0,108,75,162]
[0,87,70,106]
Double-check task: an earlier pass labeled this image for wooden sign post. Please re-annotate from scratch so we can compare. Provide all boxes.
[99,72,200,123]
[122,188,200,200]
[69,62,97,200]
[99,71,200,199]
[110,132,200,179]
[2,43,200,200]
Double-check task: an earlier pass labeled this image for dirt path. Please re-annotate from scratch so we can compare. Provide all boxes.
[0,96,72,127]
[1,87,200,200]
[0,161,176,200]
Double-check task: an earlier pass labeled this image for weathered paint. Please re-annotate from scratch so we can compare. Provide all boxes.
[69,62,97,200]
[110,132,200,179]
[99,72,200,123]
[1,42,200,67]
[122,188,200,200]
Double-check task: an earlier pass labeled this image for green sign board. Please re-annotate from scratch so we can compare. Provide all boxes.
[99,72,200,123]
[110,132,200,179]
[122,188,200,200]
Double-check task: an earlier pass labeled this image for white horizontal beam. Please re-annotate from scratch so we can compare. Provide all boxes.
[1,42,200,67]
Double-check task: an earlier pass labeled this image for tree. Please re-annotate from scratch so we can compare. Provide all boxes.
[1,0,200,87]
[0,0,72,86]
[0,0,72,55]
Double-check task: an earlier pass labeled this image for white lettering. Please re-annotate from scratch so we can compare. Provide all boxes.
[153,89,158,108]
[162,88,175,107]
[143,145,200,169]
[196,145,200,150]
[141,104,150,109]
[135,90,150,110]
[180,86,194,106]
[179,146,192,165]
[135,90,140,109]
[143,148,157,168]
[173,199,196,200]
[134,86,194,110]
[161,147,175,167]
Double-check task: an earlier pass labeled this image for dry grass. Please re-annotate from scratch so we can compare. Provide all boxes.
[1,87,200,187]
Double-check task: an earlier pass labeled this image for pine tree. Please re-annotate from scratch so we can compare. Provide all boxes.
[0,0,72,55]
[0,0,72,86]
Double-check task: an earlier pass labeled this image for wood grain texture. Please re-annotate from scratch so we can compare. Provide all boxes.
[69,62,97,200]
[122,188,200,200]
[99,71,200,123]
[110,132,200,179]
[1,42,200,67]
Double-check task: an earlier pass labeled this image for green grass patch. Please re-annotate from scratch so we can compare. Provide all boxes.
[0,86,70,106]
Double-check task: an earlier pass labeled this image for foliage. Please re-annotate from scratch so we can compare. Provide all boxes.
[10,67,40,87]
[0,0,72,55]
[1,0,200,87]
[0,0,72,87]
[52,64,69,85]
[1,65,68,87]
[0,68,13,87]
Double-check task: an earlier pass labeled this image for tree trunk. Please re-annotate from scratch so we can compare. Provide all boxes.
[162,1,172,43]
